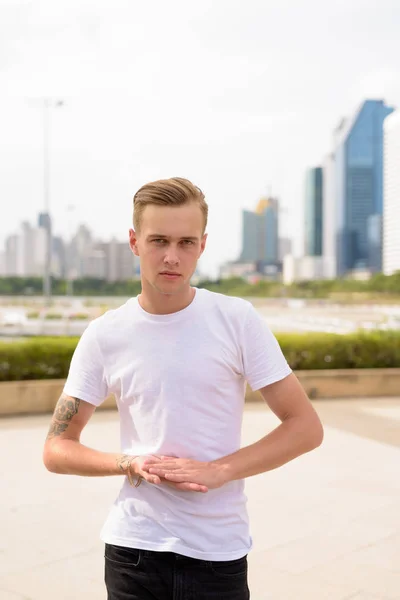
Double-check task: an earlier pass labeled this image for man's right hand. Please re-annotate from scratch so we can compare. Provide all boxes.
[127,455,209,493]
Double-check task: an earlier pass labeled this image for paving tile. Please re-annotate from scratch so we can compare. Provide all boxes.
[1,401,399,599]
[0,588,32,600]
[0,546,105,600]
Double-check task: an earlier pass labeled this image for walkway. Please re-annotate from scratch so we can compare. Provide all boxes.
[0,398,399,599]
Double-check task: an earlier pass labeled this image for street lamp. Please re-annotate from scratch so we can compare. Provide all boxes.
[42,99,64,305]
[66,203,75,297]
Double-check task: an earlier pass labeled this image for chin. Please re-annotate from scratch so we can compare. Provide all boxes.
[153,280,187,296]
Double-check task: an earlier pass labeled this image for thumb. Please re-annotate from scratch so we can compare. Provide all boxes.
[130,458,161,486]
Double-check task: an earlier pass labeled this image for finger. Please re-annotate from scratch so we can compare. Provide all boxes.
[152,463,184,471]
[164,472,194,483]
[142,460,175,469]
[170,482,208,493]
[143,456,176,465]
[165,480,208,494]
[147,465,182,473]
[142,459,160,467]
[139,472,161,485]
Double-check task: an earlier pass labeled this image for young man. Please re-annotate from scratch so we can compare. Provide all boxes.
[43,177,323,599]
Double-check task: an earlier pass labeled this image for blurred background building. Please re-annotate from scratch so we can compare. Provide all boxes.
[283,98,396,284]
[304,167,323,258]
[328,99,394,277]
[0,216,139,282]
[383,110,400,276]
[221,196,281,280]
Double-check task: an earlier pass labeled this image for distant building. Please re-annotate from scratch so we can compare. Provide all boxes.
[283,255,326,285]
[68,224,93,279]
[31,227,47,276]
[367,214,383,274]
[85,248,107,279]
[52,236,66,278]
[38,212,51,230]
[333,99,394,275]
[304,167,323,257]
[102,238,139,282]
[220,261,257,280]
[5,234,19,275]
[1,218,142,282]
[383,110,400,275]
[278,238,292,262]
[20,222,35,276]
[322,153,336,279]
[240,210,259,263]
[240,197,279,268]
[38,211,52,277]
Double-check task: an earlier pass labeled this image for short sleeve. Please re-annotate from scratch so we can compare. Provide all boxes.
[241,304,292,391]
[63,321,108,407]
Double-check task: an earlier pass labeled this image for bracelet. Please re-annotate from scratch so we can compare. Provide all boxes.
[126,456,143,488]
[127,466,143,488]
[117,454,143,488]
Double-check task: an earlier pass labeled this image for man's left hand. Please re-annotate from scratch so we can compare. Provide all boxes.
[141,457,230,491]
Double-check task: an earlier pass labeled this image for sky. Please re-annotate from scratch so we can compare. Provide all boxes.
[1,0,400,278]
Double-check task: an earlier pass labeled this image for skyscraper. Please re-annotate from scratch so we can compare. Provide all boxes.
[304,167,323,257]
[240,197,279,267]
[383,110,400,275]
[322,153,336,278]
[333,99,394,275]
[240,210,259,263]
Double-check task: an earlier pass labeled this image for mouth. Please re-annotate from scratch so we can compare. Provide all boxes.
[159,272,181,279]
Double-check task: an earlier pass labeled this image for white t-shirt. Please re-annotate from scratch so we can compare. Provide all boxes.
[64,288,292,561]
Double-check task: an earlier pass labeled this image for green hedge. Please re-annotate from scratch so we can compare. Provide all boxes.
[278,331,400,370]
[0,338,78,381]
[0,331,399,382]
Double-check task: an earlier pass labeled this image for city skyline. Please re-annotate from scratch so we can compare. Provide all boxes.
[1,2,400,278]
[0,215,140,282]
[2,92,399,284]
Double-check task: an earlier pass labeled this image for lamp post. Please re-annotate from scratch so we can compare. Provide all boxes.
[42,99,64,305]
[66,203,75,297]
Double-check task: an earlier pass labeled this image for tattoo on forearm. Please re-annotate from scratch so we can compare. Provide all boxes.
[46,394,81,440]
[47,422,68,438]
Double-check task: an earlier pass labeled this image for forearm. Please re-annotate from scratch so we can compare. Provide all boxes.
[213,416,323,482]
[43,438,130,477]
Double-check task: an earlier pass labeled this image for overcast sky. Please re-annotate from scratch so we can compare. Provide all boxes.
[1,0,400,277]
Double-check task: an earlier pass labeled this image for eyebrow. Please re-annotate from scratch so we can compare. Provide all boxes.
[147,234,199,241]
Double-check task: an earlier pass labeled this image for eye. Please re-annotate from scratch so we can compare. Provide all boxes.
[181,240,194,245]
[153,239,167,244]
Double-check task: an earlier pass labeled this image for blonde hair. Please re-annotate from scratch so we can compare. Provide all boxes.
[133,177,208,233]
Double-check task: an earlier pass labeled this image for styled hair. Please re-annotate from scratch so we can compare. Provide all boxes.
[133,177,208,232]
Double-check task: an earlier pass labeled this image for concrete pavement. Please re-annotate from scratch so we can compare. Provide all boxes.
[0,398,399,599]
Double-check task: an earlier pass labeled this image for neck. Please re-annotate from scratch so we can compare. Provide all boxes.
[138,281,196,315]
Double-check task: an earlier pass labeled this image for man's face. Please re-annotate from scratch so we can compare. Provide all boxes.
[129,202,207,296]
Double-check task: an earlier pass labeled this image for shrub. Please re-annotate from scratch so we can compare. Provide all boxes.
[44,313,63,320]
[277,330,400,370]
[0,331,399,382]
[0,337,78,381]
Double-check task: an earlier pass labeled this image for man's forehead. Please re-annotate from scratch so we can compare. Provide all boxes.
[139,204,205,236]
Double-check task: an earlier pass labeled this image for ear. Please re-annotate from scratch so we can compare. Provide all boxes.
[129,228,140,256]
[199,233,208,256]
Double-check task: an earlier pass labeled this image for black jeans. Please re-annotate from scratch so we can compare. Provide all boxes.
[104,543,250,600]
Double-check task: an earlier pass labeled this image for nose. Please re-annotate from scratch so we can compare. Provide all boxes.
[163,247,180,266]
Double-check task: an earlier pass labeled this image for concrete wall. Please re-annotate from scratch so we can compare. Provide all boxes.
[1,369,399,417]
